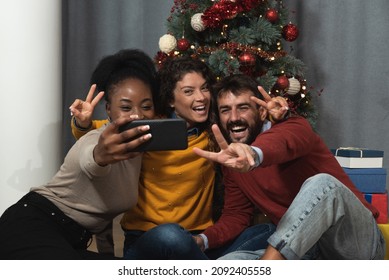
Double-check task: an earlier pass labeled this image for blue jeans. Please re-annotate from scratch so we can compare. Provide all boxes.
[123,223,275,260]
[219,174,386,260]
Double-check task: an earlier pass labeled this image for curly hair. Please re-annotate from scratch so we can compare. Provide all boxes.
[158,56,220,152]
[157,56,216,117]
[90,49,161,115]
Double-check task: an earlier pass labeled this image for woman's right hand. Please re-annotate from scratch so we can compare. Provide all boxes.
[69,84,104,128]
[93,116,151,166]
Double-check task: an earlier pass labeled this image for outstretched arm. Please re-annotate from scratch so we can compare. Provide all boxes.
[193,124,257,172]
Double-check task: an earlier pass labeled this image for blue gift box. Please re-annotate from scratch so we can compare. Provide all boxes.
[343,168,387,193]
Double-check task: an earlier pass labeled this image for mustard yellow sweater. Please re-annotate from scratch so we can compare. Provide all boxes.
[121,131,215,231]
[71,117,215,231]
[71,118,109,140]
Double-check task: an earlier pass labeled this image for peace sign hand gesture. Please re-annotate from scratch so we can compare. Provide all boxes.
[69,84,105,128]
[253,86,290,122]
[193,124,257,173]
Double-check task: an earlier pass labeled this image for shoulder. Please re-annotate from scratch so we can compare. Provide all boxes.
[271,115,312,131]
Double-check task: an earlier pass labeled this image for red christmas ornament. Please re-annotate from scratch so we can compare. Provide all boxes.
[154,51,169,69]
[238,52,256,66]
[265,8,279,23]
[282,23,299,42]
[276,75,289,90]
[177,38,190,51]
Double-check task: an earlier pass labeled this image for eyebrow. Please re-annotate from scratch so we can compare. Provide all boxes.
[180,81,208,90]
[219,104,231,110]
[219,102,251,109]
[119,97,152,103]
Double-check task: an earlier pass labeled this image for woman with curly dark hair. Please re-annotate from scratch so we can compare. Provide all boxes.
[0,49,159,259]
[71,56,275,260]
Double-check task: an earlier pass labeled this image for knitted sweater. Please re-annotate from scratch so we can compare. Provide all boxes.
[32,125,141,234]
[203,116,378,249]
[120,131,215,231]
[71,118,216,232]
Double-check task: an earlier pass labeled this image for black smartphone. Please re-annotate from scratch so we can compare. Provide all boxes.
[118,119,188,152]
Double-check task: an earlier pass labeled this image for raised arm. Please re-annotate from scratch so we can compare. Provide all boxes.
[69,84,107,139]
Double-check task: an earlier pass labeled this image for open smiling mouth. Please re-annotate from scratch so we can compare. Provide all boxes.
[193,105,207,113]
[230,125,247,133]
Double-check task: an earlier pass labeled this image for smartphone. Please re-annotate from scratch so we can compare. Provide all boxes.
[118,119,188,152]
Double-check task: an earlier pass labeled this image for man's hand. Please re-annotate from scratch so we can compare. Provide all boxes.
[192,235,205,252]
[69,84,104,128]
[193,124,256,172]
[252,86,290,122]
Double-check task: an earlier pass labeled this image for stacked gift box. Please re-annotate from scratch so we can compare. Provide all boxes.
[331,147,389,259]
[331,147,388,224]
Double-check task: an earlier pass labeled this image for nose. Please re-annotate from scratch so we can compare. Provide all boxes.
[131,107,144,119]
[229,108,240,122]
[194,89,206,101]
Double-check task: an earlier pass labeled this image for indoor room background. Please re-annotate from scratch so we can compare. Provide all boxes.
[1,0,388,215]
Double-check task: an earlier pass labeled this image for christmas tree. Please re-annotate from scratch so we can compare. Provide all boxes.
[155,0,318,126]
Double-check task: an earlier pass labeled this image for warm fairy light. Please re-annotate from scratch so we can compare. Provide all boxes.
[191,43,287,60]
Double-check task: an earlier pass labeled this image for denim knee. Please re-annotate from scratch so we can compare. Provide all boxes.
[124,223,201,259]
[148,223,190,245]
[300,173,342,196]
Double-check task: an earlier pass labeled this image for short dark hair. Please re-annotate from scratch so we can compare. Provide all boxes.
[212,74,263,100]
[211,74,264,122]
[157,56,216,117]
[90,49,161,115]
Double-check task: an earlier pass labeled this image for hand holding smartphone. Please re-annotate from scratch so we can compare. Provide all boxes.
[119,119,188,152]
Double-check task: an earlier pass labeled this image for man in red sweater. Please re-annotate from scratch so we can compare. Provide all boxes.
[193,74,385,260]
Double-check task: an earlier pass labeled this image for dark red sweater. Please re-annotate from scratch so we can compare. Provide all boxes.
[203,116,378,249]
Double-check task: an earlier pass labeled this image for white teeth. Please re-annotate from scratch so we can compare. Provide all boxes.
[231,126,246,132]
[193,106,205,111]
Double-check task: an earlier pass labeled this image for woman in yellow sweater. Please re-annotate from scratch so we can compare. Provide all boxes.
[70,56,275,259]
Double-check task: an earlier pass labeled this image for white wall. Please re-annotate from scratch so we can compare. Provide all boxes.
[0,0,62,214]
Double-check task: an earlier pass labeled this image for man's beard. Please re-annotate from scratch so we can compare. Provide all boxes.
[220,117,263,144]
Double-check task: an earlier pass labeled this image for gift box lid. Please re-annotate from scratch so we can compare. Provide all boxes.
[331,147,384,158]
[343,167,387,175]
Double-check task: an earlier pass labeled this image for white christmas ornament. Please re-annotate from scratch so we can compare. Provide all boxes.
[191,13,206,32]
[286,77,301,95]
[159,34,177,54]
